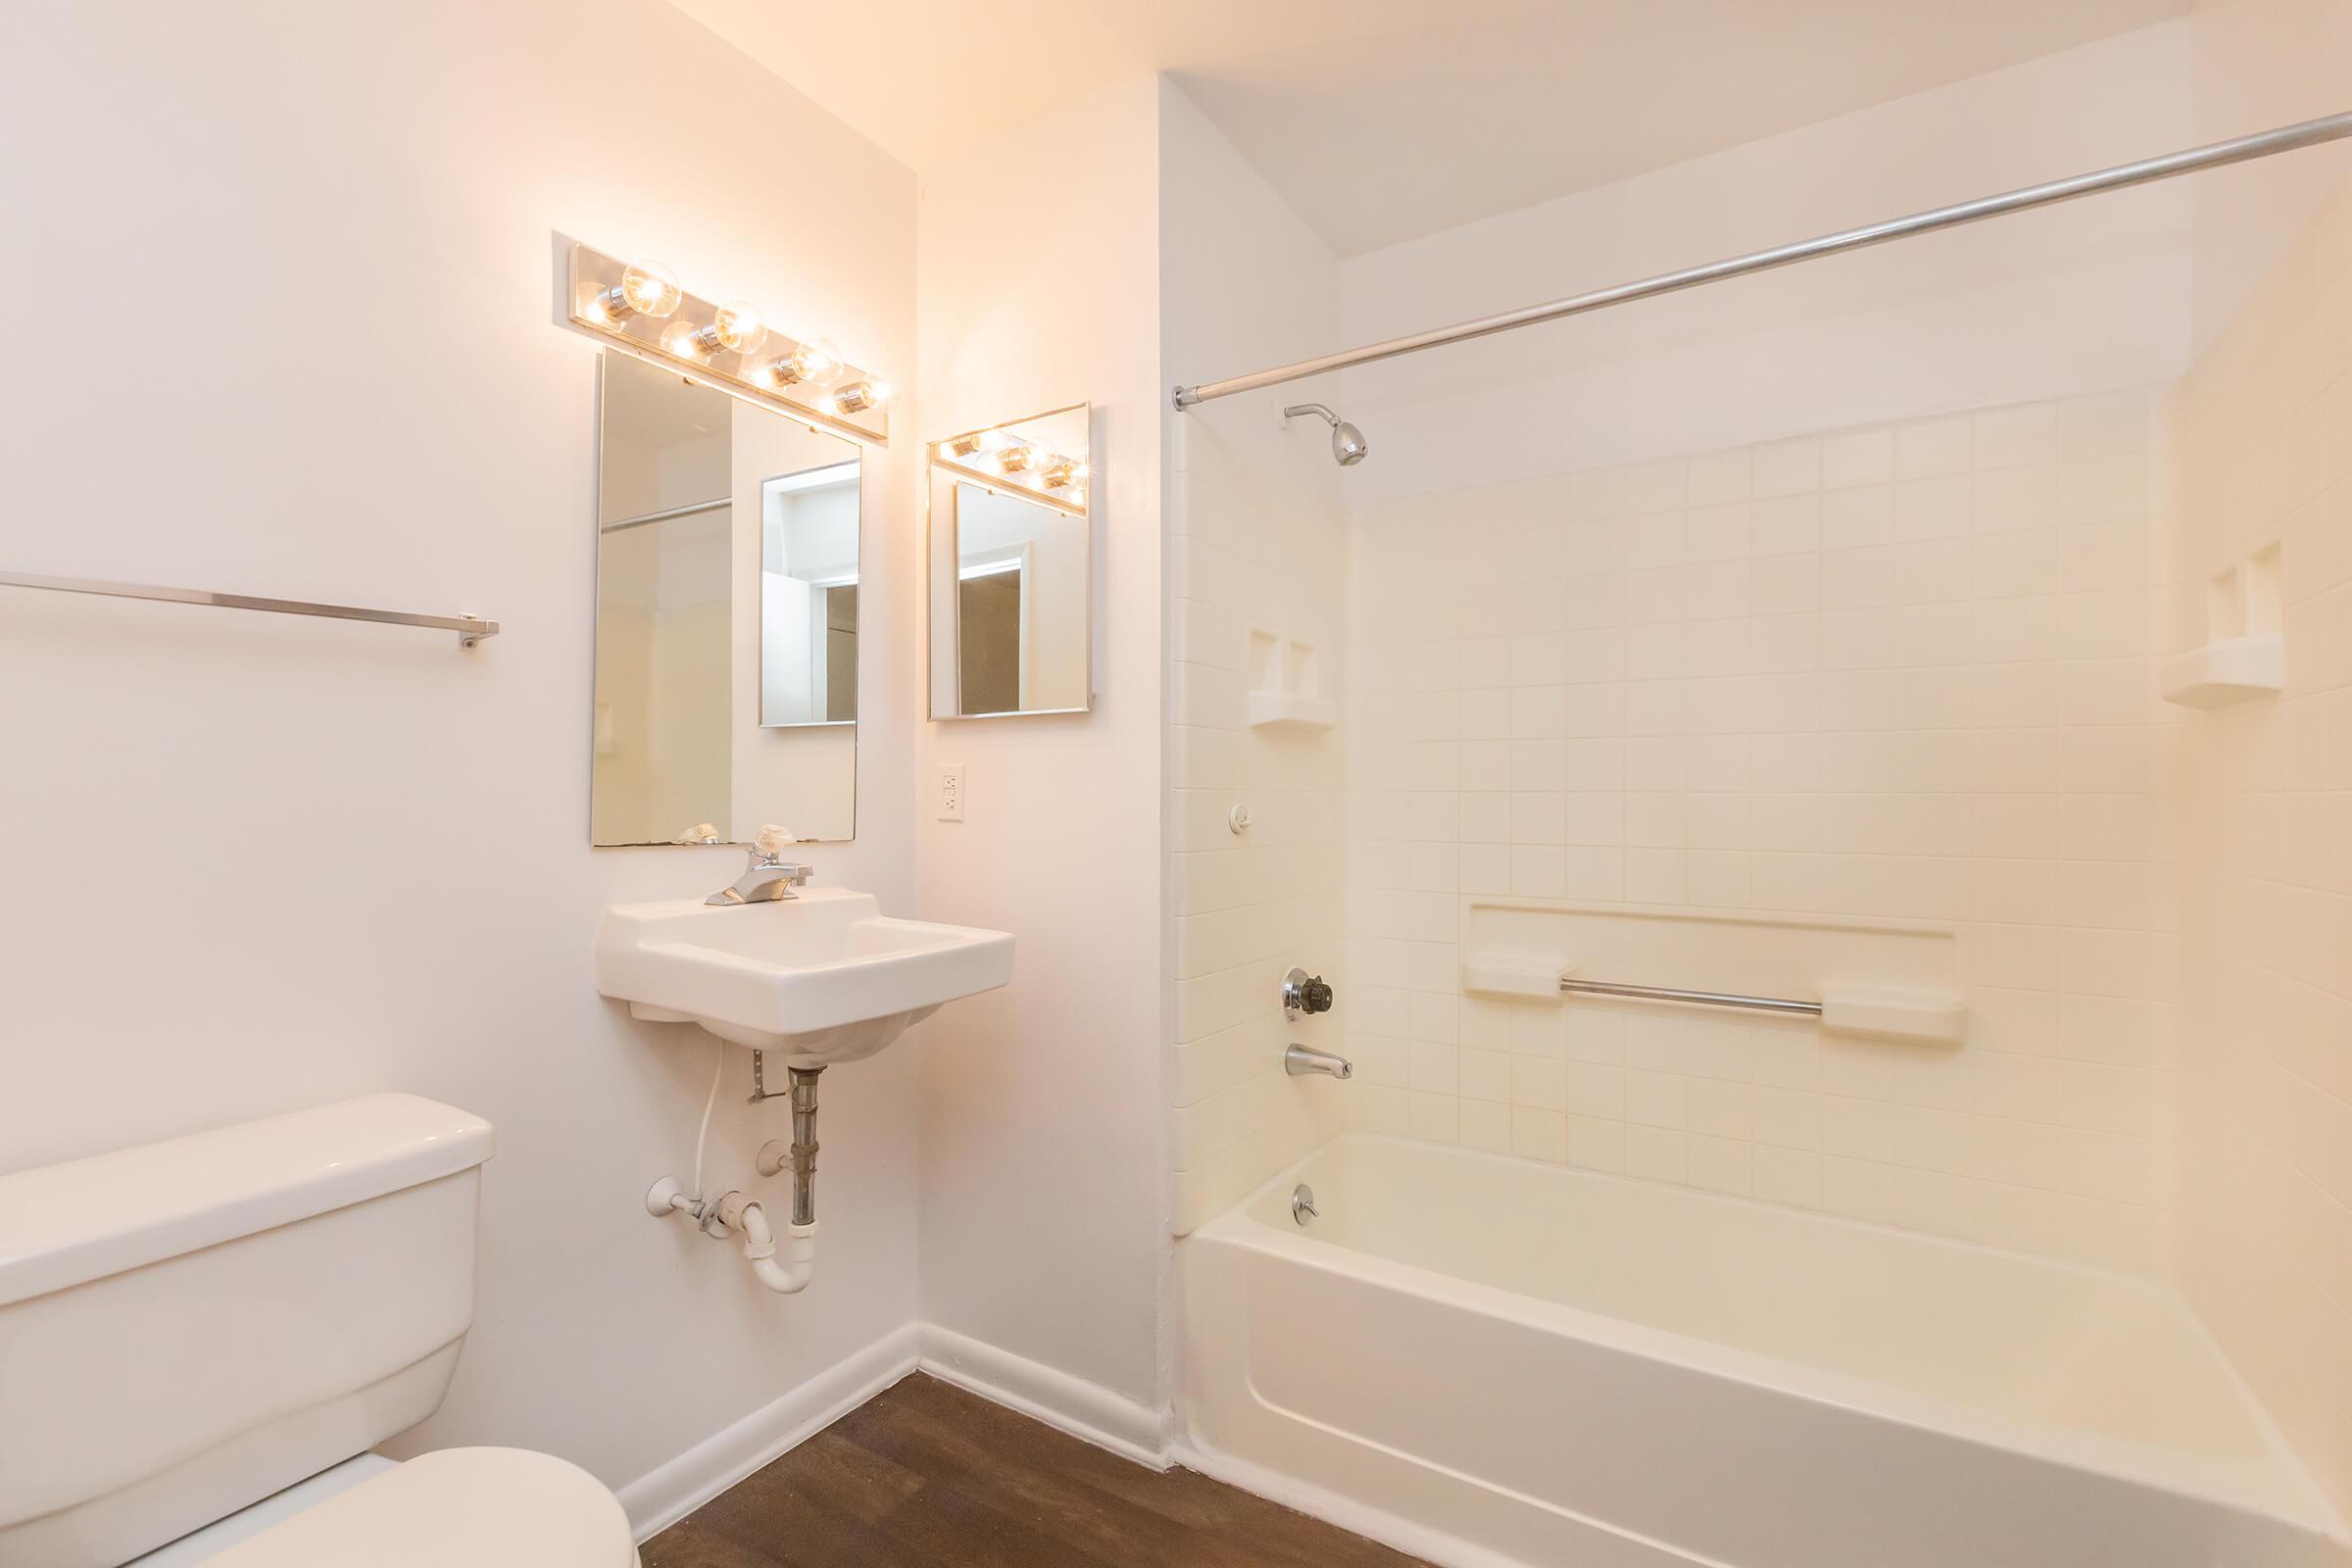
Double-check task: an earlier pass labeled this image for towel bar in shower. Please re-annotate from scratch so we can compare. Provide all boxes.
[1553,974,1966,1045]
[1558,977,1823,1017]
[0,571,500,647]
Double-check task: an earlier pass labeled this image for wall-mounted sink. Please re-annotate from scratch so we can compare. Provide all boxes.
[595,887,1013,1066]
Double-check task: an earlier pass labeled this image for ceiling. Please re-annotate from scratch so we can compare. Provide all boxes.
[670,0,2187,256]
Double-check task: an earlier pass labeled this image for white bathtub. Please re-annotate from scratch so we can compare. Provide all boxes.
[1182,1135,2347,1568]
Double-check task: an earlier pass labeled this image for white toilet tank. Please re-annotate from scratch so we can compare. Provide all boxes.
[0,1095,495,1568]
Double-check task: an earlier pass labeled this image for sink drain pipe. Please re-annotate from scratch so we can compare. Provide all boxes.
[749,1064,822,1291]
[720,1188,814,1295]
[646,1058,820,1295]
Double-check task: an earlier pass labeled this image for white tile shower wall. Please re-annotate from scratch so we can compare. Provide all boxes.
[2172,172,2352,1509]
[1169,418,1351,1234]
[1160,80,1350,1240]
[1344,393,2183,1273]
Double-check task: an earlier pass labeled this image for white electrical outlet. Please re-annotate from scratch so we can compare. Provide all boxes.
[937,763,965,821]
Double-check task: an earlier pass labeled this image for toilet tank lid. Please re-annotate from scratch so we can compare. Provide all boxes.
[0,1095,494,1306]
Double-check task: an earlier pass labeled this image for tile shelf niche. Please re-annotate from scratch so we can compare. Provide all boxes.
[2162,543,2284,710]
[1246,629,1335,732]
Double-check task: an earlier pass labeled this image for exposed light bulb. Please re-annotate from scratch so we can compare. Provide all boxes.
[593,258,682,322]
[831,378,890,415]
[761,335,845,390]
[796,337,844,386]
[997,440,1043,473]
[947,427,1004,459]
[686,301,767,358]
[621,261,681,316]
[1043,458,1090,490]
[660,318,708,360]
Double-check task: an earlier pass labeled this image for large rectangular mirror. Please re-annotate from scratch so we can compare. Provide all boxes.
[593,350,859,845]
[927,405,1091,719]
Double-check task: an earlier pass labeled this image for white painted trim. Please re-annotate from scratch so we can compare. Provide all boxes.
[917,1324,1172,1470]
[615,1323,921,1541]
[614,1323,1174,1542]
[1175,1438,1543,1568]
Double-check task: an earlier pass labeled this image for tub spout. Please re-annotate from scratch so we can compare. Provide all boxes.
[1286,1044,1353,1079]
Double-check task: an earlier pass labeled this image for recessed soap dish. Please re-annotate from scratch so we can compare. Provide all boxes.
[2160,636,2283,709]
[1248,630,1335,732]
[2161,544,2283,710]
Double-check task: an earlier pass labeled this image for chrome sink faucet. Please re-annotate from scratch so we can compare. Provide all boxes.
[708,827,812,906]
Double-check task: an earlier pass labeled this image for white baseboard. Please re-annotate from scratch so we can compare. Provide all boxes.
[917,1324,1172,1469]
[616,1322,921,1540]
[615,1321,1171,1541]
[1175,1437,1533,1568]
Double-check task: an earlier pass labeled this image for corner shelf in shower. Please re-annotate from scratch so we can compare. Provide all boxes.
[1247,690,1337,732]
[1247,630,1334,732]
[2159,635,2282,710]
[2163,546,2283,710]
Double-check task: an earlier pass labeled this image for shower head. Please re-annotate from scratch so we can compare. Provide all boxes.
[1283,402,1368,466]
[1331,418,1368,466]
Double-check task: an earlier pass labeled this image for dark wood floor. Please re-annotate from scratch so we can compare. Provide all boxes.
[643,1373,1429,1568]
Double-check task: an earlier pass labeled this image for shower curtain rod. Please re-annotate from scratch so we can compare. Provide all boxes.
[1170,109,2352,410]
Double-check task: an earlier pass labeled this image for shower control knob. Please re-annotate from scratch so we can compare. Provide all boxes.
[1282,967,1334,1020]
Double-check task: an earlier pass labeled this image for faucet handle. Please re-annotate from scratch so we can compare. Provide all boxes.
[754,824,798,862]
[1283,967,1335,1020]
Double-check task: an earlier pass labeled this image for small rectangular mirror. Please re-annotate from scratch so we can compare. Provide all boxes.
[928,405,1091,719]
[593,350,859,846]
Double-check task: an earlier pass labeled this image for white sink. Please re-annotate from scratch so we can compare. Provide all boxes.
[595,887,1013,1066]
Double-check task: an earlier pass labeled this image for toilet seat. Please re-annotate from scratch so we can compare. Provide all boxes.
[201,1447,637,1567]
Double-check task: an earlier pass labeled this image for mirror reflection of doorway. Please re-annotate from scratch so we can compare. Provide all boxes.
[957,558,1023,715]
[824,583,858,721]
[935,473,1087,718]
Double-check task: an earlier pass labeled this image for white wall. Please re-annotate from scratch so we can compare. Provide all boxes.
[2169,160,2352,1516]
[1159,83,1355,1235]
[2184,0,2352,346]
[911,76,1168,1419]
[2170,0,2352,1513]
[1336,23,2198,501]
[0,0,921,1515]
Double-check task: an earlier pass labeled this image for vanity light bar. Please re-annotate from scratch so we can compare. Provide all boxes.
[930,419,1089,520]
[565,242,892,446]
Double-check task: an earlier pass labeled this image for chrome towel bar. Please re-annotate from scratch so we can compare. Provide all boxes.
[0,571,499,647]
[1560,977,1823,1018]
